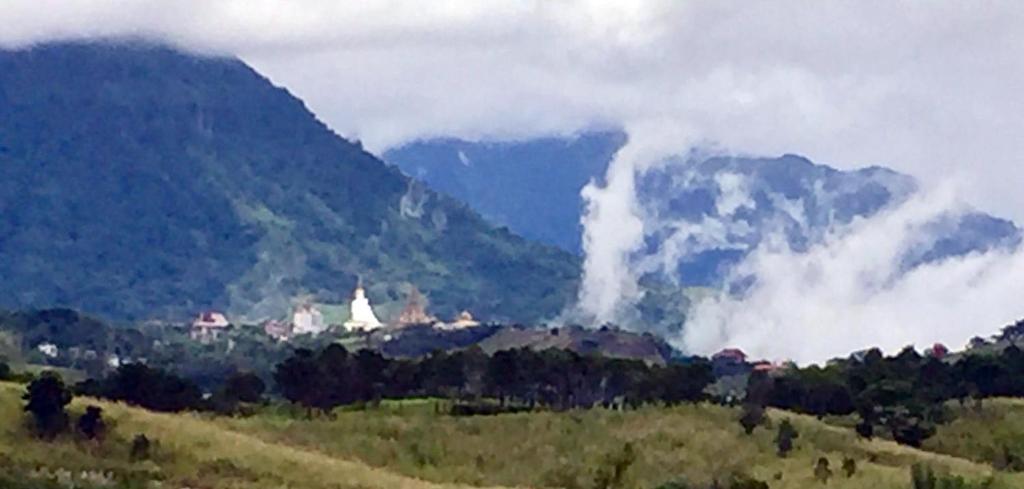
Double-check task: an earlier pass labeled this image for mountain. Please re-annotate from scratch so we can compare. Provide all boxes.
[386,133,1021,287]
[0,42,579,322]
[384,131,625,253]
[635,153,1020,285]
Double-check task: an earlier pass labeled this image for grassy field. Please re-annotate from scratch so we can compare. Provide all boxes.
[0,382,479,489]
[1,380,1020,489]
[218,401,1019,489]
[924,398,1024,470]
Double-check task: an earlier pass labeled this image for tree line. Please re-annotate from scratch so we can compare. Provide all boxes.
[61,344,713,415]
[21,319,1024,452]
[273,345,714,414]
[745,343,1024,447]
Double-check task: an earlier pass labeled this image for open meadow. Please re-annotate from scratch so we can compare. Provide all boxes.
[2,381,1021,489]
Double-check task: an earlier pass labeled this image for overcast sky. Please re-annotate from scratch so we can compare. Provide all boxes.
[3,1,1023,221]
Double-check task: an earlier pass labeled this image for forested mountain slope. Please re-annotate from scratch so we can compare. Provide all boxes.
[0,42,579,322]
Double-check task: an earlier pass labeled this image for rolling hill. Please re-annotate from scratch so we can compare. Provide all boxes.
[0,42,579,323]
[1,381,1018,489]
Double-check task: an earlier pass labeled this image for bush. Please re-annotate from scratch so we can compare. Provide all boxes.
[0,360,11,380]
[594,443,637,489]
[726,475,769,489]
[130,433,152,462]
[223,371,266,404]
[655,475,767,489]
[449,402,533,416]
[814,457,831,484]
[653,482,695,489]
[655,474,770,488]
[841,457,857,478]
[855,418,874,439]
[90,363,203,412]
[77,405,106,441]
[738,403,764,435]
[910,464,995,489]
[23,372,72,440]
[775,419,799,457]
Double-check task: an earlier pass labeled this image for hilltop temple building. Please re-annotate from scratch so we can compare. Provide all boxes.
[343,284,383,331]
[292,303,327,336]
[396,287,437,327]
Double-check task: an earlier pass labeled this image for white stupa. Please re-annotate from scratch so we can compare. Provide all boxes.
[343,284,383,331]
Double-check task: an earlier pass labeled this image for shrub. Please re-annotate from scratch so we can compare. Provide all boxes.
[223,371,266,404]
[855,418,874,439]
[738,403,764,435]
[727,474,769,489]
[775,419,799,457]
[655,475,767,489]
[653,481,695,489]
[814,457,831,484]
[841,457,857,478]
[594,443,637,489]
[76,405,106,441]
[910,464,995,489]
[130,433,152,462]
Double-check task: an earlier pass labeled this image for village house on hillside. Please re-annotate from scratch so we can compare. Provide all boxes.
[191,311,230,343]
[263,319,293,342]
[711,348,749,377]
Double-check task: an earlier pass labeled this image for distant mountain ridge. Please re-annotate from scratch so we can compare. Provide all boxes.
[386,131,625,253]
[387,133,1021,287]
[0,42,579,322]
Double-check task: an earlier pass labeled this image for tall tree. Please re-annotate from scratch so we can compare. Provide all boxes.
[23,372,72,439]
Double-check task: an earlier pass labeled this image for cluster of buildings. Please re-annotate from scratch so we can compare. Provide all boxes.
[190,283,481,343]
[710,341,954,379]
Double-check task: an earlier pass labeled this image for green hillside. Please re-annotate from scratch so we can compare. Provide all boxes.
[924,398,1024,470]
[0,382,479,489]
[0,42,579,323]
[1,381,1018,489]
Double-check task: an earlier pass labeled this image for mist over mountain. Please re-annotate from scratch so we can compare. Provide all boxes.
[0,42,579,322]
[387,134,1021,289]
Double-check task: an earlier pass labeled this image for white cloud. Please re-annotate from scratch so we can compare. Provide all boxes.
[682,185,1024,364]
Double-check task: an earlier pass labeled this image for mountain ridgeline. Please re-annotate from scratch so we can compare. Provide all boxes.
[0,42,579,322]
[387,133,1021,287]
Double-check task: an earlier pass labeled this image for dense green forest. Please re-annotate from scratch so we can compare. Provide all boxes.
[0,42,579,323]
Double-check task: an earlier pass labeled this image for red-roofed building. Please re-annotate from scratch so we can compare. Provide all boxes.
[191,311,230,343]
[712,348,748,363]
[712,348,749,376]
[751,361,775,372]
[926,343,949,359]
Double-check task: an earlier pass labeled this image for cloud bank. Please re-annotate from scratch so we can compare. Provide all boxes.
[3,1,1022,220]
[682,185,1024,363]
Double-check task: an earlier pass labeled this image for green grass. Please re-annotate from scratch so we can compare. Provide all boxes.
[217,403,1020,489]
[0,382,478,489]
[2,379,1021,489]
[924,398,1024,470]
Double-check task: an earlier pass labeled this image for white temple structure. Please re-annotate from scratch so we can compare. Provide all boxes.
[343,285,383,331]
[292,304,327,336]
